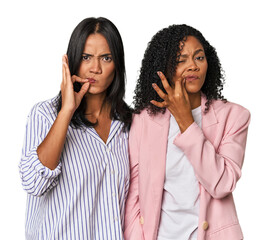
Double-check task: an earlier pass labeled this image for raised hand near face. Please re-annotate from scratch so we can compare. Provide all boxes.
[61,54,90,115]
[150,71,194,133]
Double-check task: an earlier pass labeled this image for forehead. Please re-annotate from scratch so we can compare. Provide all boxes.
[180,36,204,53]
[83,33,111,52]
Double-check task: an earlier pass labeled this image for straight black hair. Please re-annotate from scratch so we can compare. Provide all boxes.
[56,17,132,130]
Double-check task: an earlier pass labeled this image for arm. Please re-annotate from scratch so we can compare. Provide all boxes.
[174,108,251,199]
[37,55,90,170]
[36,109,72,170]
[19,55,90,196]
[19,104,62,196]
[124,115,144,240]
[150,71,251,199]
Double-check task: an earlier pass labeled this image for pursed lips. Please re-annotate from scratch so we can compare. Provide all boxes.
[185,75,199,81]
[86,78,97,83]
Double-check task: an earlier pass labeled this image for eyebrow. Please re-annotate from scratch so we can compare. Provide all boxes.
[82,53,112,57]
[179,49,204,58]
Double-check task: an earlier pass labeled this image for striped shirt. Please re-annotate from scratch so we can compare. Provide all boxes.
[19,97,130,240]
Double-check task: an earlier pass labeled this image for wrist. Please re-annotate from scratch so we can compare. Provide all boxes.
[176,117,194,133]
[58,109,74,123]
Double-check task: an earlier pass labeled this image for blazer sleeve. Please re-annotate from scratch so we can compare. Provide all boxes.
[19,104,62,197]
[124,114,144,240]
[173,107,251,199]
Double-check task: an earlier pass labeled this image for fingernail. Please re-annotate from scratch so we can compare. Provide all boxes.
[157,71,161,76]
[152,83,157,88]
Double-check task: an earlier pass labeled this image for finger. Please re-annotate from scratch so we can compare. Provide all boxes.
[62,55,69,66]
[71,75,89,84]
[62,58,72,87]
[181,78,189,100]
[152,83,167,100]
[76,82,90,100]
[157,71,172,94]
[150,100,167,108]
[174,76,184,94]
[64,54,69,66]
[174,78,181,95]
[62,55,67,85]
[62,54,69,81]
[61,62,71,93]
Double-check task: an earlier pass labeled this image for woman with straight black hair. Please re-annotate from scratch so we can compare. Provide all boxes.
[19,17,132,239]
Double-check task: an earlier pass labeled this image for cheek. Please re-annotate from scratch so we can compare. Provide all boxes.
[172,68,184,82]
[77,63,86,77]
[104,66,115,84]
[202,61,208,77]
[107,63,115,76]
[175,67,184,77]
[108,68,115,78]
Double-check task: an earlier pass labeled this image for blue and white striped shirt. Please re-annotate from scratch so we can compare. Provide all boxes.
[19,97,130,240]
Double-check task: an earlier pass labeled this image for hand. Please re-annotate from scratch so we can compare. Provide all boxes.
[150,71,194,133]
[61,54,90,115]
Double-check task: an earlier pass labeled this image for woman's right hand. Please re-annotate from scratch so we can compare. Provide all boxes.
[61,54,90,115]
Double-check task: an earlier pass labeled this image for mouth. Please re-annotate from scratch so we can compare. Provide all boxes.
[87,78,96,84]
[185,75,199,82]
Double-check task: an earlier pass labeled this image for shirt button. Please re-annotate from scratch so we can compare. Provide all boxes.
[139,216,144,225]
[112,192,116,197]
[114,217,118,221]
[202,221,209,230]
[111,170,115,175]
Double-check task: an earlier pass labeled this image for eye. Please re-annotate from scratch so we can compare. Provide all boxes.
[102,56,113,62]
[82,55,91,61]
[196,56,205,61]
[176,55,187,64]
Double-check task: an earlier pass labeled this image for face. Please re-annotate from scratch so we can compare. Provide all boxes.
[172,36,208,95]
[78,33,115,96]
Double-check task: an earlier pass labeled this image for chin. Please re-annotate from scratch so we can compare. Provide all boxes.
[87,88,107,96]
[186,88,201,95]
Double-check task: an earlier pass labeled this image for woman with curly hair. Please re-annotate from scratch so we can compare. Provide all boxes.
[124,24,250,240]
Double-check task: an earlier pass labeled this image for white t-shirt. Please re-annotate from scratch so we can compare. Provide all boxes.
[157,106,202,240]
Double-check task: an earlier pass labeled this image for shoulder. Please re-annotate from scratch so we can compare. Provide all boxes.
[130,108,170,139]
[132,109,148,121]
[211,99,251,125]
[28,96,59,124]
[130,110,146,132]
[131,108,169,126]
[212,99,250,115]
[130,109,152,137]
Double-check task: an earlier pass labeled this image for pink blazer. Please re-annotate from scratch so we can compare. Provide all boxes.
[124,96,250,240]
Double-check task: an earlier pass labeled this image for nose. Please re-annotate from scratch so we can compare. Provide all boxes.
[187,59,199,72]
[89,58,102,74]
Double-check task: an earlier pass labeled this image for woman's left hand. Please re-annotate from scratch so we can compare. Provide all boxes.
[150,71,194,133]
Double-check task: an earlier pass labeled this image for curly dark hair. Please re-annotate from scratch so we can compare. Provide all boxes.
[134,24,226,115]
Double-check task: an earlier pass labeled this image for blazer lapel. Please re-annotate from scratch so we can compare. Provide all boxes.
[201,95,218,128]
[149,109,171,126]
[147,110,171,210]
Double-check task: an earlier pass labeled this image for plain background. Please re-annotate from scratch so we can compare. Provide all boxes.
[0,0,268,239]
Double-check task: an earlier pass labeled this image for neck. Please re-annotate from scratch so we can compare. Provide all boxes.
[84,92,110,118]
[188,91,201,110]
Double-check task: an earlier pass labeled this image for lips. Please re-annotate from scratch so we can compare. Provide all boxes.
[185,75,199,81]
[87,78,96,84]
